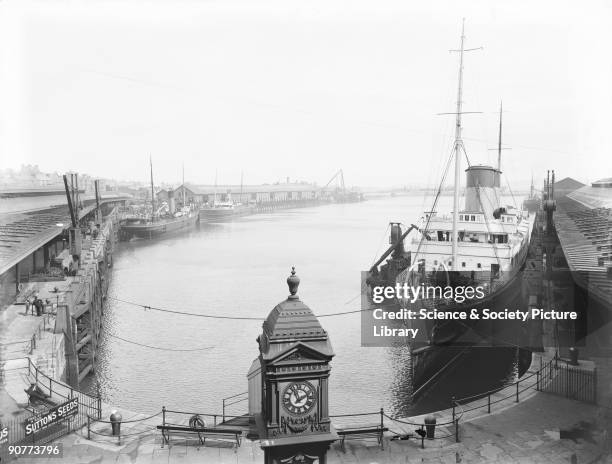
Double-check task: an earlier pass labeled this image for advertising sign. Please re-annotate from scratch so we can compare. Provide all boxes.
[24,398,79,436]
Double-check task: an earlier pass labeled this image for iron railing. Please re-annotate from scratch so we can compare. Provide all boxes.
[330,408,463,449]
[86,411,162,445]
[453,358,554,416]
[0,315,53,360]
[0,359,101,461]
[25,358,102,423]
[539,358,597,404]
[452,356,598,419]
[162,407,248,430]
[222,391,248,423]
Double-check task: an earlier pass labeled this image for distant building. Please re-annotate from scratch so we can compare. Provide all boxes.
[157,183,322,205]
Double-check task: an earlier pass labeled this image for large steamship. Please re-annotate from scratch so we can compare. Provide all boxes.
[366,23,535,391]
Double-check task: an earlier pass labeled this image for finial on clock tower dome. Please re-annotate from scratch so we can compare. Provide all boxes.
[287,266,300,299]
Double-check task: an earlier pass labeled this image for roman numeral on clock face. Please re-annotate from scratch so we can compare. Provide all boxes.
[282,381,317,414]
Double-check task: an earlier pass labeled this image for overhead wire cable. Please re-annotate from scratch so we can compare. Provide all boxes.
[108,295,399,320]
[106,333,214,352]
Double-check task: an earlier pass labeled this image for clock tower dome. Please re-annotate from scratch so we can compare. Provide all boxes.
[248,268,337,464]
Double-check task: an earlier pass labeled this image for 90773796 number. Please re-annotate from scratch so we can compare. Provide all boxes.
[7,444,63,458]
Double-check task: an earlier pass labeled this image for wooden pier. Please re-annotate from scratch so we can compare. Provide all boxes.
[61,209,118,386]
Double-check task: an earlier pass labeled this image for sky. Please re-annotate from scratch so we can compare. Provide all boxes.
[0,0,611,189]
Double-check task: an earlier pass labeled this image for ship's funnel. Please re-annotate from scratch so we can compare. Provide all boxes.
[464,165,500,218]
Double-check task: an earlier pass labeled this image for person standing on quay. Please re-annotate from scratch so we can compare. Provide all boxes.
[34,297,43,317]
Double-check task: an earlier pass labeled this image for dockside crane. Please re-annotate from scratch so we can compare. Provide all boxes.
[321,169,346,194]
[62,173,82,261]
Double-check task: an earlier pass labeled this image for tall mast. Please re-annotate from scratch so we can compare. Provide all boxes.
[74,174,80,223]
[451,20,466,271]
[182,163,186,207]
[213,169,218,206]
[497,101,503,172]
[240,170,243,204]
[150,156,155,221]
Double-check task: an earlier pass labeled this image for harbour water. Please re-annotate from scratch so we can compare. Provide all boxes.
[89,194,523,417]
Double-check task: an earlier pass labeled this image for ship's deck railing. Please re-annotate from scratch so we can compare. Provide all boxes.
[409,237,514,246]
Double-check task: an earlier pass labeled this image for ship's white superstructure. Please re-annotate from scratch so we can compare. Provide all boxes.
[406,161,534,282]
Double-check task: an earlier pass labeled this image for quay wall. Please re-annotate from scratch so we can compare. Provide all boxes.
[253,197,327,213]
[61,209,118,386]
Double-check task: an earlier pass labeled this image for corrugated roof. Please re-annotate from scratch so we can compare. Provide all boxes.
[553,177,585,195]
[568,185,612,209]
[0,197,127,276]
[0,210,69,275]
[553,195,612,304]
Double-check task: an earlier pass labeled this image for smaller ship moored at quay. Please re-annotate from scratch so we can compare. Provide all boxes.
[199,197,256,222]
[119,160,199,240]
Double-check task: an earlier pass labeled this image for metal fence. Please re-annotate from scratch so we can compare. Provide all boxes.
[329,408,462,449]
[163,407,247,429]
[25,358,102,425]
[343,357,597,450]
[0,339,34,361]
[453,359,555,417]
[1,408,77,448]
[222,391,248,422]
[0,314,53,361]
[86,411,161,445]
[539,359,597,404]
[453,356,598,420]
[0,358,102,460]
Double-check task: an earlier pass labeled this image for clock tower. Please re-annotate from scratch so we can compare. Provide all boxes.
[249,268,337,464]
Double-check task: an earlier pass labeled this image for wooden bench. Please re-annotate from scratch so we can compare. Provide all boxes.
[157,425,242,449]
[336,425,389,452]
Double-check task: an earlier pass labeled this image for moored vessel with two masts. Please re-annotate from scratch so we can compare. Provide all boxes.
[120,161,199,240]
[366,21,535,392]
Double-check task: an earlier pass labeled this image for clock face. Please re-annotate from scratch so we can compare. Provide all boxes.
[282,381,317,415]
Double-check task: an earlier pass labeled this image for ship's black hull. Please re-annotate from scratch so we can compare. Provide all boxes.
[119,213,198,240]
[199,205,255,222]
[408,267,529,394]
